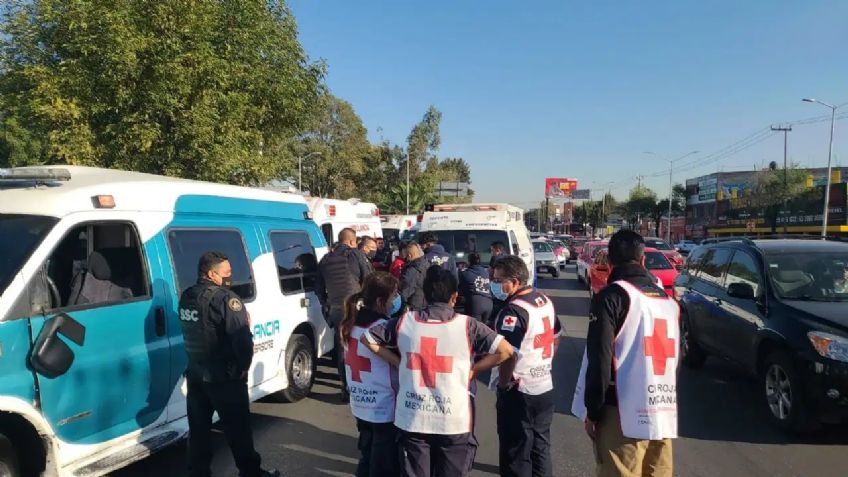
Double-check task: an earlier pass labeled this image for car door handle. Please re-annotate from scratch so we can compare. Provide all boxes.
[154,307,166,337]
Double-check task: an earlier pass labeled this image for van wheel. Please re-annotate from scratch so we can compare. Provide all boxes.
[551,269,560,278]
[0,433,20,477]
[760,350,817,433]
[278,335,316,403]
[680,313,707,369]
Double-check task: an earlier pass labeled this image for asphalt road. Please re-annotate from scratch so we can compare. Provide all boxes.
[118,264,848,477]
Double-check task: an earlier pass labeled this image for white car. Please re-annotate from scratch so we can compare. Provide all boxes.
[675,239,699,255]
[532,240,560,278]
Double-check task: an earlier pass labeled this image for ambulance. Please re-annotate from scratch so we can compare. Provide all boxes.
[419,203,535,283]
[306,197,382,246]
[0,166,333,476]
[379,214,418,242]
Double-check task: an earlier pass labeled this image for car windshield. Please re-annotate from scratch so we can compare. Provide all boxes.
[551,240,565,248]
[431,229,509,264]
[766,252,848,302]
[645,239,672,250]
[533,242,552,253]
[0,214,58,296]
[645,251,673,270]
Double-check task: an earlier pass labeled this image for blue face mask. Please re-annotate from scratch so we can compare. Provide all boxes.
[389,294,403,315]
[490,281,509,301]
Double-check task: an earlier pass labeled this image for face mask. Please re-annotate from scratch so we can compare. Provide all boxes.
[389,295,402,316]
[220,275,233,288]
[490,281,509,301]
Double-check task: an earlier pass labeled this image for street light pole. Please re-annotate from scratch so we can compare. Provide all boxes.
[802,98,838,239]
[406,154,410,215]
[298,151,322,193]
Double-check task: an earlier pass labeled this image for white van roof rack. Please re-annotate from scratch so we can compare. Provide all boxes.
[0,167,71,182]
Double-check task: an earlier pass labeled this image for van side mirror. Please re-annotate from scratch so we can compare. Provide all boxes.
[30,313,86,378]
[727,282,755,300]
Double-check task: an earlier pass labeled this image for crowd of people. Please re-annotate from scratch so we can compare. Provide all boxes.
[175,228,680,477]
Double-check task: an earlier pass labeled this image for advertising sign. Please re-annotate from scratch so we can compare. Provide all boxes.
[571,189,591,200]
[545,178,578,198]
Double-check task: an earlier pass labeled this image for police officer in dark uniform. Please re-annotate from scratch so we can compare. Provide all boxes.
[178,251,276,477]
[418,231,459,281]
[459,252,493,325]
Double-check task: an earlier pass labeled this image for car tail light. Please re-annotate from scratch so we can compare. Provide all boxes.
[328,205,336,216]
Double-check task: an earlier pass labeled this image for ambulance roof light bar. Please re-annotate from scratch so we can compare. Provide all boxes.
[0,167,71,182]
[433,203,507,212]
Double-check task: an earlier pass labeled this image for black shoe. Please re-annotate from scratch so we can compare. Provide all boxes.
[259,469,281,477]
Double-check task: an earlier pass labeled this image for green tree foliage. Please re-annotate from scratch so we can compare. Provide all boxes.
[0,0,323,184]
[295,93,370,197]
[405,105,441,178]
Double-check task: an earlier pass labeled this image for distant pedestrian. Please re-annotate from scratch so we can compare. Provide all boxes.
[177,251,278,477]
[362,266,514,477]
[317,227,367,402]
[399,242,428,312]
[491,256,562,477]
[341,272,402,477]
[572,230,680,477]
[489,241,508,269]
[459,252,493,325]
[419,231,459,280]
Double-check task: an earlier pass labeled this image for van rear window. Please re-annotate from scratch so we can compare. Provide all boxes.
[0,214,57,297]
[427,230,509,265]
[167,229,256,300]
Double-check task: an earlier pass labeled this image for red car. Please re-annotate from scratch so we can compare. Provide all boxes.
[589,247,678,298]
[643,237,685,269]
[577,240,608,287]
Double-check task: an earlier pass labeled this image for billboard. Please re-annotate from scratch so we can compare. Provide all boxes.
[571,189,591,200]
[545,178,578,198]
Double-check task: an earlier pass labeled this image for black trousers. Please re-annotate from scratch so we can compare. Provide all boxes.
[186,377,262,477]
[496,388,553,477]
[399,431,477,477]
[355,418,399,477]
[334,327,348,395]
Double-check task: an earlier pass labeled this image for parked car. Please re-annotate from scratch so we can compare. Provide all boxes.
[532,239,560,278]
[568,237,587,263]
[675,238,848,431]
[644,237,685,269]
[576,240,608,287]
[589,248,678,298]
[675,239,699,255]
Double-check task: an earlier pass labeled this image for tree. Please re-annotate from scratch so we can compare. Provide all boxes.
[620,186,657,231]
[744,164,808,233]
[295,94,370,197]
[405,106,441,179]
[429,156,474,204]
[0,0,323,184]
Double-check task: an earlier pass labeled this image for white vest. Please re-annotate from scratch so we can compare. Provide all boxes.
[572,280,680,440]
[394,311,473,435]
[509,295,557,395]
[345,322,397,423]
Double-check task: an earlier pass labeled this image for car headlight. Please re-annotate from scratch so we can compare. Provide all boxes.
[549,259,558,265]
[808,331,848,363]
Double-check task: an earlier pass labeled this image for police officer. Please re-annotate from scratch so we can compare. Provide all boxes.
[362,266,514,477]
[178,251,276,477]
[317,227,367,401]
[491,256,562,477]
[459,252,493,325]
[418,231,459,280]
[571,230,680,477]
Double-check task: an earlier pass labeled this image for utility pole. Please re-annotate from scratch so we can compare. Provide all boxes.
[802,98,839,239]
[667,160,673,244]
[771,125,792,233]
[406,154,410,215]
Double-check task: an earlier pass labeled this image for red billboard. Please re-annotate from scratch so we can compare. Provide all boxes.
[545,178,578,198]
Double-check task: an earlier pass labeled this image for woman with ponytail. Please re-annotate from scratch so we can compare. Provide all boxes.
[341,271,402,477]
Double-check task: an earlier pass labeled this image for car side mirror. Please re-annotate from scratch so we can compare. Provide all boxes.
[727,282,755,300]
[30,313,86,378]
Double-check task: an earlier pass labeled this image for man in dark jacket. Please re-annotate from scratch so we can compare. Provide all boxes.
[418,231,459,281]
[459,252,493,325]
[489,241,508,269]
[353,236,377,278]
[399,242,428,312]
[316,227,365,401]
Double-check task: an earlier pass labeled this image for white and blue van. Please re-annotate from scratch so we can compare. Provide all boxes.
[0,166,333,476]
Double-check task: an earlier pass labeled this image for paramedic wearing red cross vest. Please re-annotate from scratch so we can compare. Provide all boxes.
[363,266,514,477]
[571,230,680,477]
[491,256,563,477]
[341,272,403,477]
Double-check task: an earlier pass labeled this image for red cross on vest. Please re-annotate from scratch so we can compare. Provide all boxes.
[407,336,454,388]
[504,316,516,327]
[346,336,372,382]
[643,318,676,375]
[533,316,555,359]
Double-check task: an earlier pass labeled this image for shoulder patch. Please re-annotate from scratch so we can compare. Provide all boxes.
[501,315,517,331]
[534,296,546,307]
[228,297,244,312]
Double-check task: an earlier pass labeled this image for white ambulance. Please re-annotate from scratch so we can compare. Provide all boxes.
[419,203,535,283]
[379,214,418,242]
[306,197,382,246]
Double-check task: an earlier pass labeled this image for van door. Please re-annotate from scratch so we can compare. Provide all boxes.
[28,220,171,444]
[510,230,534,283]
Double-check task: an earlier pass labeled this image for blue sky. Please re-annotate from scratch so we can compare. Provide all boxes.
[289,1,848,207]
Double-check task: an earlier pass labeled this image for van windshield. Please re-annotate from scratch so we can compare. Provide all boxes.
[429,230,509,265]
[0,214,58,296]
